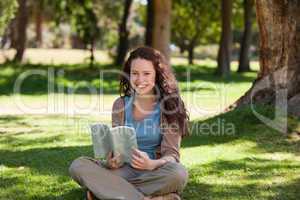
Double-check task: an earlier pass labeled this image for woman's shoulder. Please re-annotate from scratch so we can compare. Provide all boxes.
[112,96,125,111]
[112,96,126,127]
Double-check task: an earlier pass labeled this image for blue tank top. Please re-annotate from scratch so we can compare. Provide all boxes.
[124,95,162,159]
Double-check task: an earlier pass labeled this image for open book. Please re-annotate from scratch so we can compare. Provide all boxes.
[90,124,138,164]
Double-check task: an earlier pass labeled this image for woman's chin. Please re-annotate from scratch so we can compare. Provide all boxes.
[135,91,148,95]
[135,89,153,96]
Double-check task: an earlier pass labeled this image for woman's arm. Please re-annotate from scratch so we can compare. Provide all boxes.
[159,115,182,163]
[130,148,177,170]
[107,97,125,169]
[150,157,170,168]
[131,149,168,170]
[111,97,125,127]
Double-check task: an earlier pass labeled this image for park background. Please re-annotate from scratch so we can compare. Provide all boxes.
[0,0,299,199]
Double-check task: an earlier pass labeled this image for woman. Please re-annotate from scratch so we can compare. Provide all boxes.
[69,46,189,200]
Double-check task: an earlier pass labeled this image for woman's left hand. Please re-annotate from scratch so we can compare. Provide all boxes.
[130,148,156,170]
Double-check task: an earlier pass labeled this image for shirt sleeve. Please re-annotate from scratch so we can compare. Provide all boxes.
[111,97,125,127]
[159,115,182,163]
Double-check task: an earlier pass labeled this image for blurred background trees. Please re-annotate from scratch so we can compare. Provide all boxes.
[0,0,259,69]
[171,0,220,65]
[0,0,18,36]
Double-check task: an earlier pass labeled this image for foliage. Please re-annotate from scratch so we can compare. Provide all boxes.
[0,0,18,36]
[49,0,123,50]
[171,0,221,51]
[232,0,258,44]
[93,0,123,49]
[51,0,100,45]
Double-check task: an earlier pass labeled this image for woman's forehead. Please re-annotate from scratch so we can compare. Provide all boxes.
[131,58,155,71]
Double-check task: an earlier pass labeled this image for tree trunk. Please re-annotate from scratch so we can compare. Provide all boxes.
[115,0,133,66]
[145,0,154,46]
[188,44,194,65]
[232,0,300,117]
[35,2,43,48]
[9,19,18,49]
[71,35,85,49]
[238,0,253,73]
[152,0,171,61]
[179,45,186,54]
[216,0,232,77]
[89,38,95,68]
[13,0,28,62]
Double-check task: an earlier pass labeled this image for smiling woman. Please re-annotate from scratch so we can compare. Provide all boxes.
[69,46,190,200]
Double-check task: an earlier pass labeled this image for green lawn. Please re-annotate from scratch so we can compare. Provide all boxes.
[0,60,258,119]
[1,108,299,200]
[1,60,300,200]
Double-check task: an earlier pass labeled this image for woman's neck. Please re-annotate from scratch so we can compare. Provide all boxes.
[134,91,157,106]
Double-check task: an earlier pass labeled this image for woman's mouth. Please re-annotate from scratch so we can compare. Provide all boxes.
[136,85,147,89]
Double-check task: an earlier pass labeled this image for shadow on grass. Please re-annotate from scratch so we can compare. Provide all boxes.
[1,144,299,200]
[0,115,25,124]
[0,108,299,199]
[174,64,257,83]
[182,105,300,155]
[0,145,92,171]
[269,177,300,200]
[36,188,84,200]
[1,134,66,147]
[183,158,300,200]
[0,62,257,95]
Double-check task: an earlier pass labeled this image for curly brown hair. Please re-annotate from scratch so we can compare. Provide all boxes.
[119,46,189,137]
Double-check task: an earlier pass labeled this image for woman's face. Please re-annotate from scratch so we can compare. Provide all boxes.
[130,58,156,96]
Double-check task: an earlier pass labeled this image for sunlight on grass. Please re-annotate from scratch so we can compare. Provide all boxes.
[1,57,299,199]
[0,59,258,119]
[1,107,299,199]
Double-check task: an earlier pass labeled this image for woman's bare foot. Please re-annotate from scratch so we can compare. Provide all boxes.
[86,190,100,200]
[86,190,94,200]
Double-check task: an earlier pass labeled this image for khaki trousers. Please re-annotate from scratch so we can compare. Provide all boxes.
[69,156,188,200]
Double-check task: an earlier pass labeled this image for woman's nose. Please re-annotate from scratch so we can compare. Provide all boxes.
[136,75,144,83]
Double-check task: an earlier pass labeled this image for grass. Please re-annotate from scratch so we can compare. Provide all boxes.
[0,59,258,119]
[1,56,299,199]
[181,107,300,200]
[0,107,299,200]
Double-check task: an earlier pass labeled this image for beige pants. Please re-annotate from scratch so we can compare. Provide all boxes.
[69,156,189,200]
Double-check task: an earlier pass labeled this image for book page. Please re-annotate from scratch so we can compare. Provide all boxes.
[90,124,112,160]
[110,126,138,164]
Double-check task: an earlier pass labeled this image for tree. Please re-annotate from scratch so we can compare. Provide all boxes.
[0,0,18,36]
[33,0,44,48]
[216,0,233,77]
[13,0,28,62]
[237,0,254,72]
[152,0,171,60]
[233,0,300,117]
[72,1,101,67]
[51,0,101,67]
[145,0,153,46]
[115,0,133,66]
[90,0,124,54]
[171,0,220,64]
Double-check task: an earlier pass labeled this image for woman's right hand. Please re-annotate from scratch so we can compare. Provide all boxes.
[106,151,123,169]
